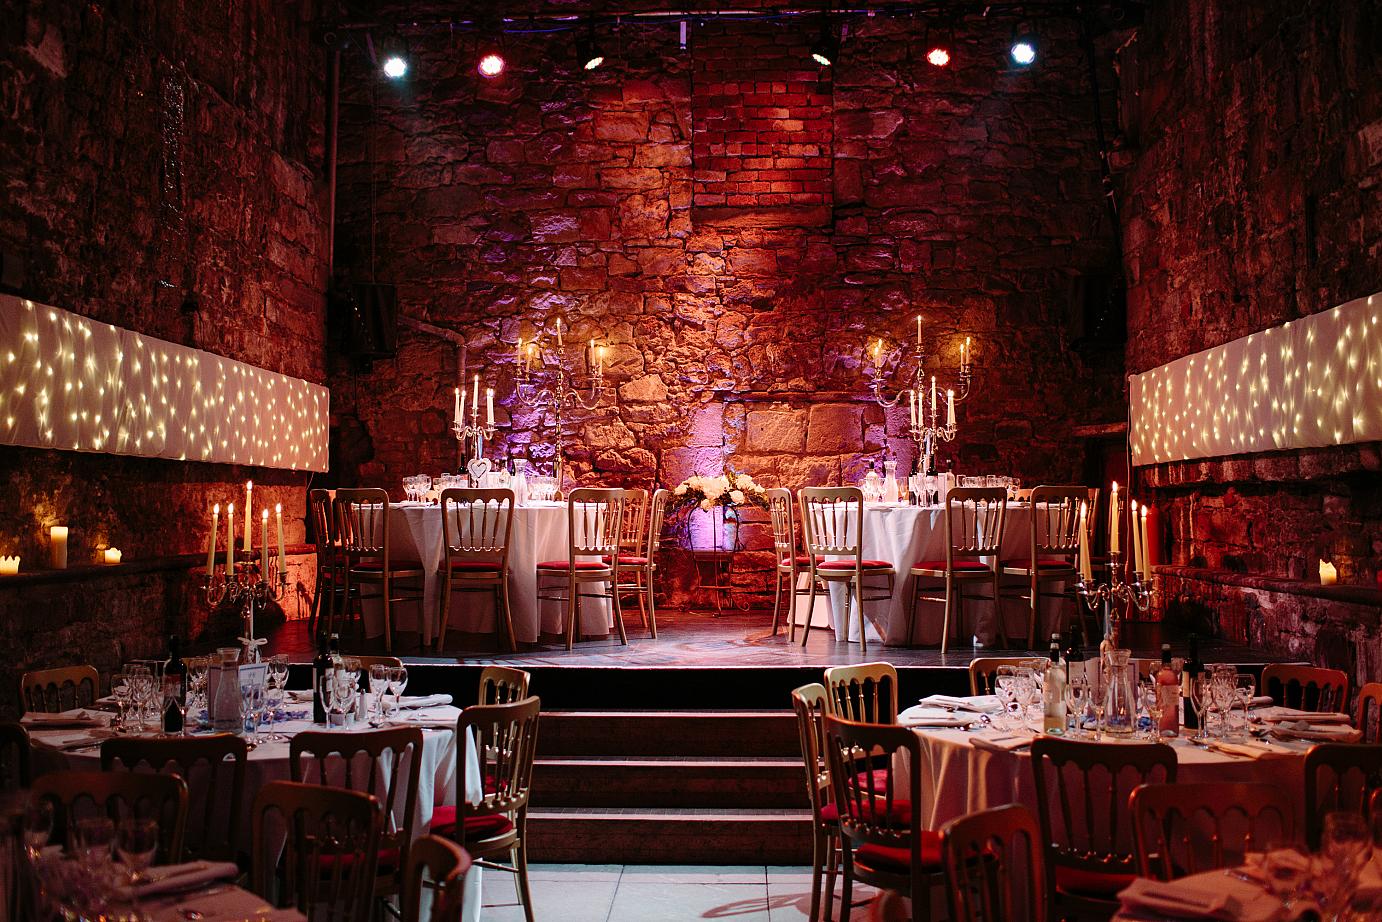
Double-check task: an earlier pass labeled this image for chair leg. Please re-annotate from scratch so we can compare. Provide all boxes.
[610,575,629,645]
[906,575,918,647]
[771,570,785,636]
[809,826,825,922]
[634,570,649,629]
[514,821,535,922]
[992,571,1008,649]
[800,573,818,647]
[1027,573,1039,648]
[499,579,517,652]
[940,577,954,654]
[381,574,393,653]
[854,578,866,655]
[822,830,839,922]
[437,573,452,653]
[839,847,854,922]
[645,566,658,639]
[565,576,579,651]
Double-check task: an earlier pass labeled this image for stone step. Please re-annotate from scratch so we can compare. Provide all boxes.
[537,709,799,758]
[526,807,814,864]
[531,756,807,809]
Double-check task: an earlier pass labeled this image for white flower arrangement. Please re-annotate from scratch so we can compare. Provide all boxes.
[667,467,768,518]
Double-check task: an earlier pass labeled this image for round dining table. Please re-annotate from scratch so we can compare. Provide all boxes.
[359,500,613,646]
[815,501,1068,646]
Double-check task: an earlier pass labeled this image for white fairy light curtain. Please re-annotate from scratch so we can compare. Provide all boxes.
[0,294,329,471]
[1130,291,1382,466]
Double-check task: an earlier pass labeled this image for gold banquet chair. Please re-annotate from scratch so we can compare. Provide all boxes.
[1001,485,1083,648]
[308,487,346,637]
[612,488,668,638]
[907,487,1007,652]
[336,488,426,653]
[799,487,894,654]
[536,488,627,650]
[437,487,517,653]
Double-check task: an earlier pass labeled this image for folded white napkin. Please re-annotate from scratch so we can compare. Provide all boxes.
[1206,740,1296,760]
[1258,709,1351,724]
[30,728,114,752]
[21,709,106,729]
[898,706,979,728]
[919,694,1001,713]
[1119,874,1283,922]
[1270,723,1362,743]
[970,734,1033,753]
[115,860,239,900]
[399,694,453,710]
[286,690,314,704]
[1247,695,1275,709]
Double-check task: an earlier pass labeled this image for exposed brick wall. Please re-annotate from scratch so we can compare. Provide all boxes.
[1118,0,1382,677]
[330,15,1125,605]
[691,25,833,211]
[0,0,328,696]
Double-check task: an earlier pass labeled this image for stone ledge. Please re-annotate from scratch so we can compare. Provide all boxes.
[1157,565,1382,609]
[691,205,832,228]
[0,545,316,589]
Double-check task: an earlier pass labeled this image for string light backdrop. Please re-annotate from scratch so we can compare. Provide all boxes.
[1130,291,1381,466]
[0,294,329,471]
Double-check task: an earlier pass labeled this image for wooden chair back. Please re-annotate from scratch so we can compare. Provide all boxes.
[402,834,472,922]
[101,734,247,862]
[1083,488,1101,540]
[440,488,515,569]
[823,662,899,724]
[618,487,649,557]
[1130,782,1294,880]
[456,697,541,825]
[821,716,922,860]
[941,803,1047,922]
[351,654,404,671]
[1357,682,1382,743]
[479,665,531,705]
[335,487,392,558]
[643,488,670,560]
[32,769,188,863]
[566,488,625,560]
[767,488,795,565]
[1027,485,1085,556]
[1030,737,1177,884]
[308,487,338,554]
[1261,664,1350,712]
[943,487,1008,561]
[969,657,1031,695]
[800,487,863,560]
[290,727,424,880]
[1303,743,1382,849]
[790,683,832,823]
[0,723,30,790]
[251,780,382,918]
[21,665,99,713]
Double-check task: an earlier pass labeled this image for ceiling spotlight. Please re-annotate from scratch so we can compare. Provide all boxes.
[926,45,951,67]
[377,33,409,79]
[923,20,953,68]
[810,18,840,66]
[1010,24,1037,65]
[478,51,505,77]
[576,22,605,70]
[382,55,407,78]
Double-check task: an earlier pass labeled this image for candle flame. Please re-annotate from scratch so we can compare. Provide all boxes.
[275,503,282,513]
[262,508,269,520]
[213,503,220,513]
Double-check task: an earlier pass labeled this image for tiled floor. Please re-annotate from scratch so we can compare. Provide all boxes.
[479,865,883,922]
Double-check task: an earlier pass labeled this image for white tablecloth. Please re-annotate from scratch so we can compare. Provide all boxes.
[817,502,1066,645]
[32,706,485,922]
[360,501,612,645]
[905,728,1308,832]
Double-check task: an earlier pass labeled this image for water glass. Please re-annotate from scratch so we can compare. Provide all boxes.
[116,817,159,884]
[73,816,115,864]
[387,666,409,719]
[22,796,54,850]
[1065,677,1089,737]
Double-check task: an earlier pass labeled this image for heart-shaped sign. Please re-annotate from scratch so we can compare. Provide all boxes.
[467,457,493,484]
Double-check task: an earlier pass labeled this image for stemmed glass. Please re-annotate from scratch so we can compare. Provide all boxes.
[387,665,409,720]
[319,671,341,728]
[1232,673,1256,738]
[110,671,132,734]
[1188,675,1213,745]
[240,683,265,743]
[115,817,159,886]
[368,664,390,727]
[22,796,54,851]
[1320,812,1372,917]
[1142,681,1164,741]
[1065,676,1089,738]
[1012,668,1037,732]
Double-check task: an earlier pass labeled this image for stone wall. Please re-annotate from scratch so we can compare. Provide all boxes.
[330,15,1126,605]
[0,0,329,697]
[1117,0,1382,672]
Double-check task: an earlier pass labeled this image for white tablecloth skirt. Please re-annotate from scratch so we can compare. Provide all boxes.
[812,502,1068,646]
[358,502,612,645]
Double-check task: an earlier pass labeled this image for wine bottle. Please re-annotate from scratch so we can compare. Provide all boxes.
[162,635,186,733]
[1182,633,1202,731]
[1156,643,1180,737]
[1042,634,1067,734]
[312,634,330,725]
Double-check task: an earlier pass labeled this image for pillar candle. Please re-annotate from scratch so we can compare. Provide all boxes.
[453,387,462,427]
[587,338,595,371]
[103,548,121,565]
[226,504,235,571]
[916,315,922,349]
[207,504,219,576]
[1139,505,1150,576]
[930,376,937,416]
[472,374,479,413]
[0,557,17,576]
[515,337,523,365]
[946,390,955,428]
[486,388,495,426]
[556,317,563,347]
[597,345,605,375]
[276,503,285,577]
[1129,499,1142,577]
[261,509,269,575]
[49,526,68,570]
[1108,482,1119,555]
[1143,504,1158,570]
[244,481,253,553]
[909,390,918,428]
[1319,560,1338,586]
[1078,502,1093,581]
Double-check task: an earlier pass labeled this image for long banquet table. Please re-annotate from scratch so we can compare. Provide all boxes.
[358,500,613,646]
[817,501,1068,646]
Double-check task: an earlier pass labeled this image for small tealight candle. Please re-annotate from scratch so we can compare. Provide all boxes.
[0,557,18,576]
[1319,560,1338,586]
[103,547,122,565]
[49,525,68,570]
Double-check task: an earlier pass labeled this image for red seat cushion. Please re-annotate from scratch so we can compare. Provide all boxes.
[535,560,610,571]
[1054,865,1137,898]
[448,560,502,572]
[1005,556,1074,571]
[816,559,893,571]
[316,845,400,875]
[819,797,914,826]
[791,555,826,567]
[858,768,891,794]
[601,555,649,566]
[910,559,990,572]
[429,805,515,841]
[852,832,943,873]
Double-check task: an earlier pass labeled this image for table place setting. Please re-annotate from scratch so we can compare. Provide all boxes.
[112,859,239,901]
[917,693,1001,713]
[1117,873,1286,922]
[21,708,111,730]
[897,705,984,729]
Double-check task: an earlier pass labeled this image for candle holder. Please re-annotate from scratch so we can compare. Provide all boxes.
[453,401,498,484]
[1076,550,1154,648]
[514,335,609,498]
[866,334,973,477]
[203,556,288,663]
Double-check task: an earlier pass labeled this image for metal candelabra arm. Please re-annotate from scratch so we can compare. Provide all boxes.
[202,558,289,663]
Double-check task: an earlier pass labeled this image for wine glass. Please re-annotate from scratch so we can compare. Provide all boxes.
[1231,673,1256,738]
[1321,811,1372,915]
[369,664,390,727]
[1065,677,1089,738]
[319,671,340,727]
[115,817,159,886]
[388,666,409,719]
[1141,681,1163,740]
[73,815,115,867]
[1188,675,1213,745]
[22,796,54,851]
[110,671,132,733]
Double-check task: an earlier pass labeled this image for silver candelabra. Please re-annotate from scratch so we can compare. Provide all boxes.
[453,401,497,483]
[1076,550,1153,648]
[867,331,974,476]
[203,557,288,663]
[514,331,609,496]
